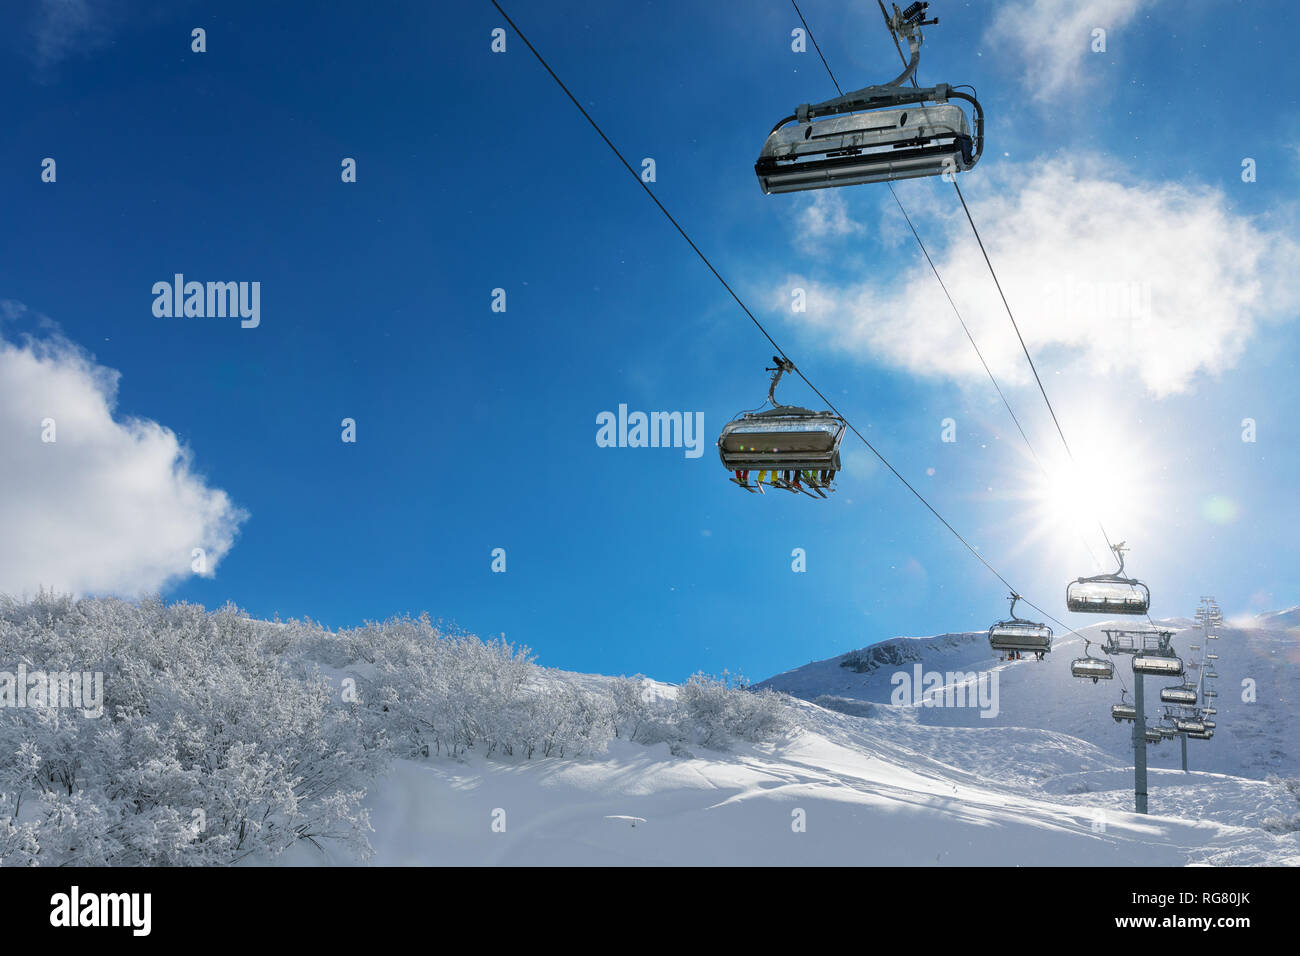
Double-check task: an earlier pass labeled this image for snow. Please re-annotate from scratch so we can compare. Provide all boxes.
[276,615,1300,866]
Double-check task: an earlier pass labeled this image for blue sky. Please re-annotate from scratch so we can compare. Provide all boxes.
[2,0,1298,683]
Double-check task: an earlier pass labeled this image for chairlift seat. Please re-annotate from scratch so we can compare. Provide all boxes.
[1071,658,1113,681]
[756,104,975,194]
[988,622,1052,653]
[1159,687,1198,705]
[718,408,846,473]
[1065,577,1151,615]
[1132,654,1184,676]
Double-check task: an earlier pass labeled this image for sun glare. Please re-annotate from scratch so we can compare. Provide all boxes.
[1005,406,1165,577]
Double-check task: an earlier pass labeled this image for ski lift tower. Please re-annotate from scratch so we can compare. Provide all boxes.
[1103,627,1181,814]
[1175,597,1219,771]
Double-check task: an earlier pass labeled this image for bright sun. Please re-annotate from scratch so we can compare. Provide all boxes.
[1004,407,1163,578]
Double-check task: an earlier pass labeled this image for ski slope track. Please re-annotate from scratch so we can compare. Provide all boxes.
[281,613,1300,866]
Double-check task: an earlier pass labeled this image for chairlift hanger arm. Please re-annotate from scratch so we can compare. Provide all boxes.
[766,355,796,406]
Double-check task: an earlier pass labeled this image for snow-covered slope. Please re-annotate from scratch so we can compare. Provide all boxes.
[275,614,1300,866]
[276,690,1299,866]
[757,617,1300,780]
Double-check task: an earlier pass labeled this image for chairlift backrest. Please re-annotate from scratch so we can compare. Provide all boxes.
[756,103,978,194]
[717,408,846,472]
[1071,657,1113,680]
[1111,704,1137,722]
[987,593,1052,652]
[1065,543,1151,615]
[1132,654,1184,676]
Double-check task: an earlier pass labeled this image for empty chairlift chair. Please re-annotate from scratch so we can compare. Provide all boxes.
[1071,654,1114,683]
[1132,654,1184,677]
[1174,717,1206,734]
[1159,685,1198,706]
[988,593,1052,657]
[755,2,983,194]
[1111,703,1137,723]
[718,357,846,497]
[1066,542,1151,615]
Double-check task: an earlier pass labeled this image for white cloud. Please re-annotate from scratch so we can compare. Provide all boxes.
[794,191,866,253]
[984,0,1150,100]
[773,155,1300,397]
[0,316,246,596]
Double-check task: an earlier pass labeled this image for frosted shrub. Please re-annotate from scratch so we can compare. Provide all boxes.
[0,595,381,866]
[329,617,615,761]
[611,673,792,751]
[678,673,790,748]
[0,594,796,865]
[1261,775,1300,834]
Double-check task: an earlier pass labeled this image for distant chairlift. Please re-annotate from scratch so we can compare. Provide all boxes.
[1174,718,1206,734]
[987,593,1052,656]
[1201,720,1216,730]
[1071,654,1114,683]
[1132,654,1184,677]
[755,3,983,194]
[1187,730,1214,740]
[718,357,846,497]
[1066,542,1151,615]
[1159,686,1198,705]
[1111,703,1137,723]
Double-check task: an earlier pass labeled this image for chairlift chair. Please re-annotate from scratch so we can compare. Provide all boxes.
[1065,543,1151,615]
[1132,654,1184,677]
[1159,686,1198,705]
[755,3,984,194]
[1201,720,1216,730]
[1071,656,1114,682]
[1111,703,1137,723]
[987,593,1053,654]
[1174,718,1206,733]
[718,357,847,496]
[1187,729,1214,740]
